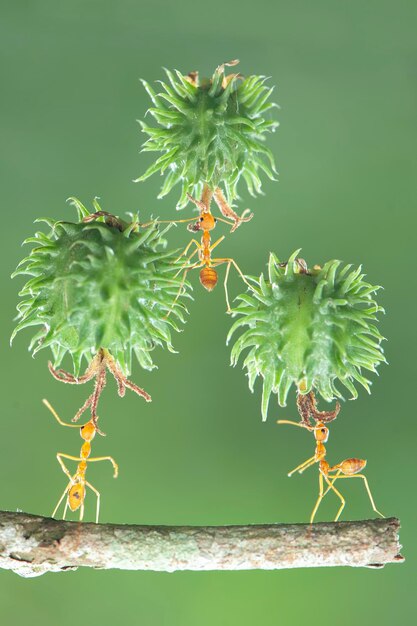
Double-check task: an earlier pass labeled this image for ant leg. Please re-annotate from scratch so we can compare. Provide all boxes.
[325,474,385,518]
[212,257,252,312]
[164,268,191,320]
[223,262,233,313]
[208,235,226,252]
[174,250,200,279]
[287,455,316,477]
[310,472,324,524]
[359,475,384,517]
[175,239,201,263]
[214,216,236,228]
[87,455,119,478]
[141,217,197,228]
[277,419,312,431]
[298,457,320,475]
[321,470,346,521]
[63,498,69,521]
[86,481,101,524]
[52,484,70,519]
[226,259,254,291]
[43,399,90,429]
[56,454,78,482]
[164,240,204,320]
[322,469,342,498]
[165,259,202,319]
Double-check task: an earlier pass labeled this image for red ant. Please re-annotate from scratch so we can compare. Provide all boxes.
[43,399,118,523]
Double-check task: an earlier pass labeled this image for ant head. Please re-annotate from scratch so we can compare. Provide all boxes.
[314,421,329,443]
[199,212,216,231]
[80,420,96,442]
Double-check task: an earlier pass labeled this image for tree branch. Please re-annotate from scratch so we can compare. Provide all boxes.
[0,511,403,578]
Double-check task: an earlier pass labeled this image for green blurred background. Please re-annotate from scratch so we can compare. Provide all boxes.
[1,0,415,624]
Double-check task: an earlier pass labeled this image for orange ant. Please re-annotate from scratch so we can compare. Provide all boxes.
[189,184,254,234]
[43,399,118,523]
[277,417,384,523]
[151,185,253,313]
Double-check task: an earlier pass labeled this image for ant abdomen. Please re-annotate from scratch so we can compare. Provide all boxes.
[68,483,85,511]
[338,458,367,475]
[200,267,218,291]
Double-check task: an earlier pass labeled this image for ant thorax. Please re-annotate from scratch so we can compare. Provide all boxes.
[80,441,92,459]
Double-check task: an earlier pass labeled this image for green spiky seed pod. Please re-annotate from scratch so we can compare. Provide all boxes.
[136,60,278,208]
[228,250,386,420]
[12,199,190,376]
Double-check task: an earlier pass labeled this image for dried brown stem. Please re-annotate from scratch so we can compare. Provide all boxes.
[48,349,151,426]
[213,187,254,232]
[0,511,403,578]
[297,391,340,426]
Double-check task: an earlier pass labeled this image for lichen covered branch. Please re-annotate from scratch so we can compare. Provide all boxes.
[0,512,403,578]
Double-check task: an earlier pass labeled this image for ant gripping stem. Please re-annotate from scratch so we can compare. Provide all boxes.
[43,399,118,524]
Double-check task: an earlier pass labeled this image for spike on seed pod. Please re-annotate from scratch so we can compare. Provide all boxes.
[227,250,386,421]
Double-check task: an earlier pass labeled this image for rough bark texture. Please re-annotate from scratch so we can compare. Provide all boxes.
[0,511,404,578]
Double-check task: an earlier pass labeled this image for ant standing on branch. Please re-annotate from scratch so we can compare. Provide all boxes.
[43,399,118,523]
[278,391,384,523]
